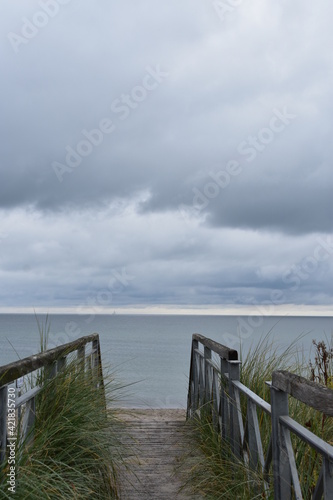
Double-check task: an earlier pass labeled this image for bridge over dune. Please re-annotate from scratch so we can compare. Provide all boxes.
[1,333,333,499]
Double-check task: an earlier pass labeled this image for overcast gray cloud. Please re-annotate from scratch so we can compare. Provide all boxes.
[0,0,332,312]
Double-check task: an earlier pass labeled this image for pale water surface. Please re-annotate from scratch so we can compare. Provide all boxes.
[0,314,332,408]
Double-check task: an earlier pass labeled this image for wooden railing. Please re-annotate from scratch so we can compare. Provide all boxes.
[0,334,104,466]
[187,333,333,499]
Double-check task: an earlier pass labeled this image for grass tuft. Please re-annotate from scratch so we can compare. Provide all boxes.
[0,359,128,499]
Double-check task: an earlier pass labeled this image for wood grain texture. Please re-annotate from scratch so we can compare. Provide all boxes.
[118,409,203,500]
[272,370,333,416]
[192,333,238,360]
[0,334,99,386]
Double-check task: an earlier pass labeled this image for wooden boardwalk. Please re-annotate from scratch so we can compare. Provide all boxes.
[118,409,202,500]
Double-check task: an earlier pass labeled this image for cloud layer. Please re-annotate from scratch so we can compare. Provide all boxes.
[0,0,332,311]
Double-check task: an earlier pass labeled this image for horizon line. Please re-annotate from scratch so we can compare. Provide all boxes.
[0,304,332,316]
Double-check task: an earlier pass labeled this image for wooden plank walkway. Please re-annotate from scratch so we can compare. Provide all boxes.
[118,409,203,500]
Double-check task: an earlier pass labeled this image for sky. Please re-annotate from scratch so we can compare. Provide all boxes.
[0,0,332,315]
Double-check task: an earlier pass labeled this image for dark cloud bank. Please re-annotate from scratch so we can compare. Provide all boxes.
[0,0,332,311]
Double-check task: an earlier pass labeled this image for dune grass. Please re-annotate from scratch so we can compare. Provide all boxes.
[0,357,127,499]
[183,333,333,500]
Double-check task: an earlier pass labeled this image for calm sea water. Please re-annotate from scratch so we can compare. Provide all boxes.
[0,314,332,408]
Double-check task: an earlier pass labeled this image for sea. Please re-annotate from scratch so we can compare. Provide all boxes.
[0,314,332,409]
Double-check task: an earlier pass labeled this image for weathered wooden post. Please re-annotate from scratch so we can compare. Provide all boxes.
[57,356,66,373]
[323,457,333,499]
[45,361,57,380]
[92,337,106,410]
[187,336,199,418]
[228,360,241,458]
[20,396,35,446]
[204,345,212,417]
[212,368,220,431]
[247,400,259,469]
[92,338,99,387]
[270,383,291,500]
[16,377,24,421]
[220,356,229,442]
[192,337,199,416]
[196,353,203,414]
[77,345,85,373]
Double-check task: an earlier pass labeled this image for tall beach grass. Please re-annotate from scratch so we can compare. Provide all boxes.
[0,346,129,498]
[183,333,333,499]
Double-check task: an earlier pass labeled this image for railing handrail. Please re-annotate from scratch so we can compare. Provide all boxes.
[192,333,238,360]
[187,333,333,499]
[232,379,272,415]
[0,333,99,386]
[0,334,104,468]
[272,370,333,417]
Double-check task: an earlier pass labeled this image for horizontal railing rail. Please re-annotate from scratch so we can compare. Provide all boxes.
[272,370,333,417]
[0,333,104,467]
[187,333,333,499]
[191,333,238,360]
[0,333,101,386]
